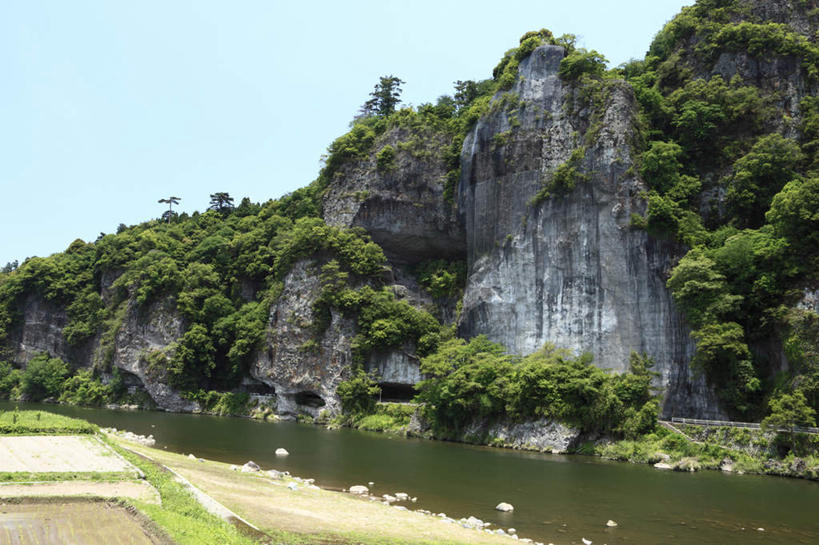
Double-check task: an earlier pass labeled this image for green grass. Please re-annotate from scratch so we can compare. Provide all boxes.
[0,471,137,483]
[596,425,819,478]
[0,410,97,435]
[107,440,258,545]
[341,402,417,434]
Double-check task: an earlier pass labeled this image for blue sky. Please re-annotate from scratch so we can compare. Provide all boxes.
[0,0,692,265]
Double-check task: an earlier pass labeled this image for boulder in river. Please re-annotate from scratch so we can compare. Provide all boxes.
[606,519,618,527]
[275,448,289,456]
[495,502,514,512]
[348,485,369,495]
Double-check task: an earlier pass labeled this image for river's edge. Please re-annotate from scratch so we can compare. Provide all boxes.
[107,433,544,545]
[10,398,819,483]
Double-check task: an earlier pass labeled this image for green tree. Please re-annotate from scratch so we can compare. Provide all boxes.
[20,354,69,401]
[208,192,235,213]
[158,196,181,223]
[762,391,817,453]
[336,368,381,414]
[361,75,405,117]
[725,134,802,228]
[558,49,608,81]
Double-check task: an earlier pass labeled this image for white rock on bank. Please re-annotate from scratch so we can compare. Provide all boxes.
[241,461,261,473]
[275,448,289,456]
[382,494,397,503]
[348,485,369,495]
[653,462,673,470]
[394,492,409,501]
[495,502,514,512]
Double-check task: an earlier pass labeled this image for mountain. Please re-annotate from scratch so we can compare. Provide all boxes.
[1,0,817,425]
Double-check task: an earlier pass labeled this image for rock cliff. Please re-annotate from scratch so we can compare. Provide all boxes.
[456,45,723,417]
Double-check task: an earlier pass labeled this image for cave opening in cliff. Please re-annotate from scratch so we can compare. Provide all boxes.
[295,391,326,408]
[378,382,415,402]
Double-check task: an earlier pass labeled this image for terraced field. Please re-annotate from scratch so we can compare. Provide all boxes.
[0,501,167,545]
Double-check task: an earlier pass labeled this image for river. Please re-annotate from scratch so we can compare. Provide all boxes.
[3,401,817,544]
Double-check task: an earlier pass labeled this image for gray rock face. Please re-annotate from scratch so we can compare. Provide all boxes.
[322,126,465,265]
[366,347,423,386]
[110,297,198,412]
[13,295,71,364]
[251,260,355,417]
[457,45,723,418]
[486,418,580,454]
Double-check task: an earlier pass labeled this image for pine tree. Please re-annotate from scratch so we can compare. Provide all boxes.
[361,75,404,117]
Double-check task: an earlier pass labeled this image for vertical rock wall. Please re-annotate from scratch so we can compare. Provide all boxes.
[457,45,724,418]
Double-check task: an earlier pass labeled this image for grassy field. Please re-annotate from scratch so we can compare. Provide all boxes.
[114,439,517,545]
[0,409,97,434]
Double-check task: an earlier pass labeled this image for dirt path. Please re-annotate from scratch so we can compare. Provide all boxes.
[0,436,138,473]
[122,441,522,545]
[0,480,160,504]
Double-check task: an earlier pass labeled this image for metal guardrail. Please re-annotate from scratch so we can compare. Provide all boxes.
[670,417,819,435]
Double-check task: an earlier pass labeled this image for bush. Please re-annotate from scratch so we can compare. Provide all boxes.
[0,361,21,399]
[726,134,802,228]
[558,49,608,81]
[59,369,112,407]
[337,369,381,415]
[416,337,659,436]
[20,354,69,401]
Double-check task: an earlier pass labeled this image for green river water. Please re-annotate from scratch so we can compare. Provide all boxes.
[3,401,817,544]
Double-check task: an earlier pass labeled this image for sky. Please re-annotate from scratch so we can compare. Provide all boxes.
[0,0,693,266]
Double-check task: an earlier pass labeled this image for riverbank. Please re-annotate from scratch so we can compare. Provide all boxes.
[330,402,819,481]
[111,435,542,545]
[13,397,819,482]
[0,408,545,545]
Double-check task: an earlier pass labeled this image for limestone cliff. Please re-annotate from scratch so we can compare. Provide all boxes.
[456,45,724,418]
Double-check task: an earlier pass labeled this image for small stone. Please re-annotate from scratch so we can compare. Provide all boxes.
[275,448,289,456]
[267,469,284,479]
[348,485,369,495]
[188,454,196,460]
[241,461,260,473]
[508,527,517,534]
[368,481,375,486]
[229,465,239,471]
[653,462,673,470]
[382,494,397,503]
[606,519,618,527]
[757,528,765,532]
[287,482,298,491]
[581,539,592,545]
[496,502,514,512]
[411,497,417,502]
[395,492,409,501]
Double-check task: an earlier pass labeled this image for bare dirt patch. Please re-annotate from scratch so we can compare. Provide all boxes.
[0,480,160,503]
[0,436,135,473]
[0,501,166,545]
[122,441,513,545]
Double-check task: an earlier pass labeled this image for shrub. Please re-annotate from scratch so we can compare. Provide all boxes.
[20,354,68,401]
[59,369,112,407]
[337,369,381,415]
[558,49,608,81]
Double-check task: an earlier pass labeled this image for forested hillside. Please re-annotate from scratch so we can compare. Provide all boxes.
[1,0,817,439]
